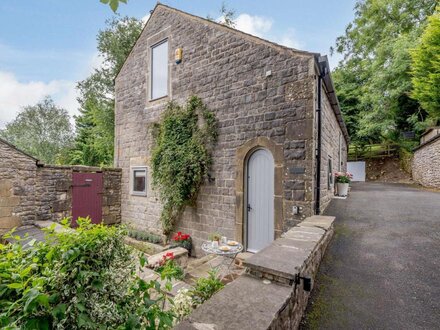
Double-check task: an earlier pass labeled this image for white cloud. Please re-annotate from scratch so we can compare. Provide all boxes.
[0,44,108,128]
[142,14,150,25]
[234,14,273,37]
[225,13,303,50]
[0,71,79,128]
[276,29,303,49]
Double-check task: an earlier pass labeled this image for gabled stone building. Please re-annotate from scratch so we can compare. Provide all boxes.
[114,4,348,253]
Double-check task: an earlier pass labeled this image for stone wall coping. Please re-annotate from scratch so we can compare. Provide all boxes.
[175,274,292,330]
[243,215,335,282]
[38,164,122,172]
[176,215,336,329]
[413,133,440,152]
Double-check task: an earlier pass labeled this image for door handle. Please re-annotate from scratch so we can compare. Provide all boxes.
[247,204,252,212]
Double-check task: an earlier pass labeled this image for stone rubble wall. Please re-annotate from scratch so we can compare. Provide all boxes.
[35,165,122,225]
[317,88,348,212]
[175,215,335,330]
[412,136,440,188]
[0,140,37,230]
[0,139,122,231]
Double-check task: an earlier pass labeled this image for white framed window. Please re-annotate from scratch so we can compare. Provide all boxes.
[151,39,168,100]
[131,167,147,196]
[328,157,333,189]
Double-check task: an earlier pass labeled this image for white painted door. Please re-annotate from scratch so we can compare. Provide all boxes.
[347,161,366,182]
[247,149,274,253]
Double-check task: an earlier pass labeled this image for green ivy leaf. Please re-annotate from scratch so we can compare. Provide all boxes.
[52,303,67,320]
[7,283,23,289]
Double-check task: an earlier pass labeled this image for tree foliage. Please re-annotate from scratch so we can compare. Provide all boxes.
[411,7,440,122]
[68,16,143,166]
[0,97,74,164]
[151,97,217,235]
[207,2,236,27]
[100,0,127,12]
[333,0,437,143]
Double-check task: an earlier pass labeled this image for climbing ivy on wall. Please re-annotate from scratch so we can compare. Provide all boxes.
[151,96,217,235]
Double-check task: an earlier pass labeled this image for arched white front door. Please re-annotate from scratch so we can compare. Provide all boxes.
[246,148,275,252]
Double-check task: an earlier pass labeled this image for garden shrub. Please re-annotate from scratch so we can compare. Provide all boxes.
[127,228,163,245]
[151,96,217,235]
[154,252,185,281]
[0,218,175,329]
[172,269,224,324]
[190,269,224,305]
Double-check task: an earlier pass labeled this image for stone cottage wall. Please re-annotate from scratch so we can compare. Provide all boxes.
[412,136,440,188]
[317,85,348,212]
[115,5,318,252]
[0,140,37,231]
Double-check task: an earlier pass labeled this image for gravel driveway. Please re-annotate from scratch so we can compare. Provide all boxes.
[301,182,440,330]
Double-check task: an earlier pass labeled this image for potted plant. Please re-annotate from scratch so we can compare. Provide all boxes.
[208,232,222,243]
[335,171,353,197]
[171,231,192,255]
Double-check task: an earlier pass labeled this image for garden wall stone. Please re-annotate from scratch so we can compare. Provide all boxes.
[0,138,122,230]
[35,165,122,225]
[0,138,37,231]
[412,135,440,188]
[175,215,335,330]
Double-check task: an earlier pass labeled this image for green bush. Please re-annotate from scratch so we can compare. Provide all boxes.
[190,269,224,305]
[0,218,175,329]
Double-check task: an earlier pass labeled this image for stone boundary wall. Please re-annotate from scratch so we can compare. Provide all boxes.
[412,136,440,189]
[0,140,37,230]
[35,165,122,225]
[175,215,335,330]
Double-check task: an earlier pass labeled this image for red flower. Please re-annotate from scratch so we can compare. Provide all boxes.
[172,232,191,242]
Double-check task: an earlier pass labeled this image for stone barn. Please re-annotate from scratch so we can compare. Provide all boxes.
[114,4,348,254]
[0,137,121,233]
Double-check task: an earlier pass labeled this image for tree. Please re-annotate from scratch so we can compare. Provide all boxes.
[100,0,127,12]
[334,0,437,142]
[69,16,143,166]
[0,97,74,164]
[411,7,440,122]
[207,2,236,28]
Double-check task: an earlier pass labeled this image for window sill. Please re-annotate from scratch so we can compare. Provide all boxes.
[149,95,169,103]
[131,192,147,197]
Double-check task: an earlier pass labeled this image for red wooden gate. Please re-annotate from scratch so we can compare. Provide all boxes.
[71,172,103,227]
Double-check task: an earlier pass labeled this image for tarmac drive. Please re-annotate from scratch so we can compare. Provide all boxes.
[301,182,440,330]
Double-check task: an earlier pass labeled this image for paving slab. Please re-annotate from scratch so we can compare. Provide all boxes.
[4,225,46,248]
[243,244,308,280]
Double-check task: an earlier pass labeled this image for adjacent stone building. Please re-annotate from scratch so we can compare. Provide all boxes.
[0,138,38,231]
[0,137,121,232]
[412,127,440,188]
[114,4,348,253]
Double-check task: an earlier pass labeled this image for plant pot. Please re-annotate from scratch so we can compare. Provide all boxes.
[337,183,349,197]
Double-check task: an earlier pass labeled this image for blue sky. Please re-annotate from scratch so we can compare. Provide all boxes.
[0,0,357,127]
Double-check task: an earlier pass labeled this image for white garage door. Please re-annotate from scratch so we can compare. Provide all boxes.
[348,161,366,182]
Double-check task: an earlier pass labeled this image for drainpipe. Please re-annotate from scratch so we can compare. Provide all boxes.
[315,60,327,215]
